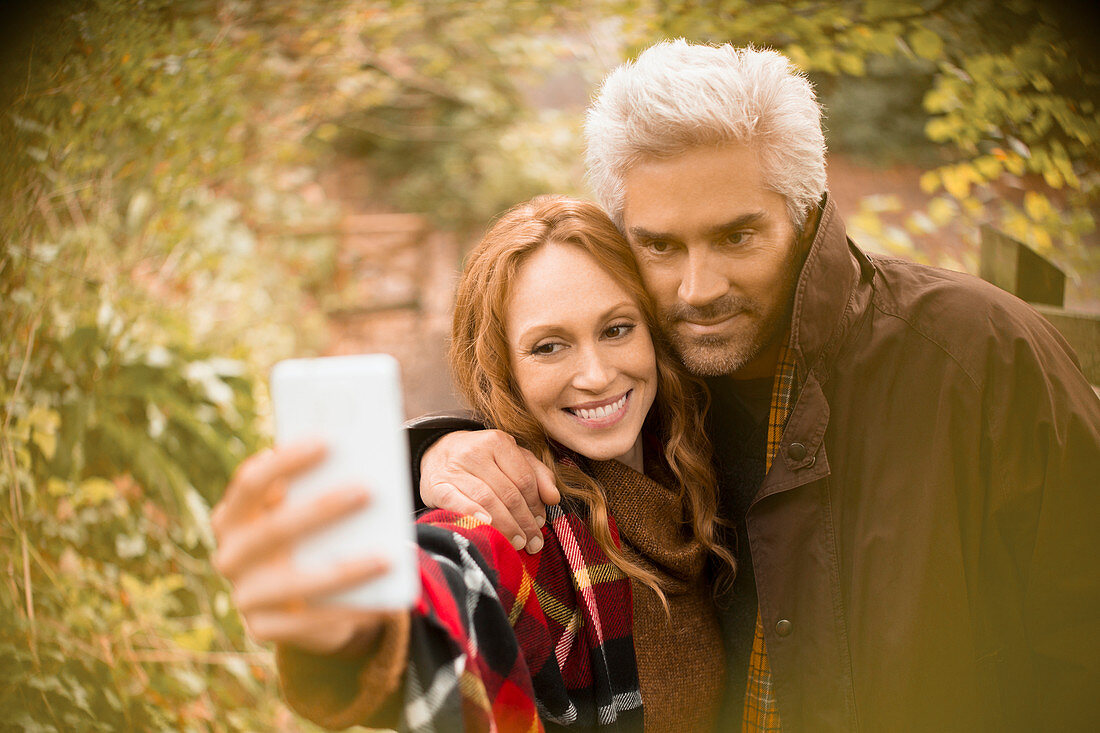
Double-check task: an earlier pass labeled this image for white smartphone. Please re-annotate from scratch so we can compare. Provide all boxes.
[270,353,418,609]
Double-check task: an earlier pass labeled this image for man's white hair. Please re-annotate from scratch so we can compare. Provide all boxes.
[585,40,827,232]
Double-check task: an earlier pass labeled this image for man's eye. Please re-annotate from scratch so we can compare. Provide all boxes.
[604,323,635,339]
[723,232,746,246]
[648,240,670,253]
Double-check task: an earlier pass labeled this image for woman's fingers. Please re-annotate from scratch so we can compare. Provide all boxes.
[234,556,390,613]
[212,441,326,535]
[213,485,369,579]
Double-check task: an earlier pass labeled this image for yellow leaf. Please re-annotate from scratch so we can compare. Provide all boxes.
[28,406,60,461]
[908,28,944,60]
[33,430,57,461]
[929,198,956,226]
[974,156,1002,180]
[925,117,955,142]
[838,53,865,76]
[78,477,117,506]
[810,47,837,74]
[941,165,972,199]
[1055,156,1079,189]
[47,478,69,497]
[919,170,940,194]
[174,625,216,652]
[853,211,884,237]
[962,197,984,216]
[1003,153,1026,176]
[1024,191,1050,221]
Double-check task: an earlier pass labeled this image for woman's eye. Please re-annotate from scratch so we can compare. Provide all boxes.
[604,323,635,339]
[531,342,563,356]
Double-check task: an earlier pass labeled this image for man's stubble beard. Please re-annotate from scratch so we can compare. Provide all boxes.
[659,244,804,378]
[663,303,790,377]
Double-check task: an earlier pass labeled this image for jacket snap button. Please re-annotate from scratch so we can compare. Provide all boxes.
[787,442,808,462]
[775,619,793,637]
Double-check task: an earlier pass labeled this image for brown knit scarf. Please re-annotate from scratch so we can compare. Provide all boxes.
[590,458,726,733]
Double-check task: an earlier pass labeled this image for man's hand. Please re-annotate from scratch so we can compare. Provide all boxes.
[420,430,560,553]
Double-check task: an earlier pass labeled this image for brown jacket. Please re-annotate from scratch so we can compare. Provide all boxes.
[715,196,1100,731]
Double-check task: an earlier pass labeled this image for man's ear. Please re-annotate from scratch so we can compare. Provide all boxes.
[805,202,823,238]
[798,201,824,254]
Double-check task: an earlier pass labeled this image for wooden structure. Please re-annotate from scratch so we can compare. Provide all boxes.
[979,225,1100,386]
[264,212,462,417]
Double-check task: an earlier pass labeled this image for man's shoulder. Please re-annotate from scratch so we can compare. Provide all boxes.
[870,254,1019,315]
[861,253,1078,383]
[867,253,1059,338]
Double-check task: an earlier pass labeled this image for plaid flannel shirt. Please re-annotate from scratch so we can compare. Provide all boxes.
[741,343,798,732]
[404,502,644,732]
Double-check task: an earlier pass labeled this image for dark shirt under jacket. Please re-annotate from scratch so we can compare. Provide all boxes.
[704,375,770,727]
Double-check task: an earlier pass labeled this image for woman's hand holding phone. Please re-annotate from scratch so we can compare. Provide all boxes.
[211,441,401,655]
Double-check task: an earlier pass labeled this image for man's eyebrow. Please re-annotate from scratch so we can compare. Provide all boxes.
[628,211,768,242]
[628,225,675,243]
[705,211,767,237]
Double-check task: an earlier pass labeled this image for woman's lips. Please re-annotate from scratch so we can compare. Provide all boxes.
[564,390,631,427]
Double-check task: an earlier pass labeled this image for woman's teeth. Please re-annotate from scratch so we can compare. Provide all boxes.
[573,393,628,420]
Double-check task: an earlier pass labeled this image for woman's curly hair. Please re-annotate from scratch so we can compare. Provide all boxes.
[448,195,736,607]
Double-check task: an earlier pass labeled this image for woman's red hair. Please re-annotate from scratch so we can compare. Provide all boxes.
[449,195,735,605]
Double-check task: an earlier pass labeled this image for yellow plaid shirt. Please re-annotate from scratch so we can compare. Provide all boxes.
[741,343,798,732]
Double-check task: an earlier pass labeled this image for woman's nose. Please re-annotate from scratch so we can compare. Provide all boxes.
[572,347,615,392]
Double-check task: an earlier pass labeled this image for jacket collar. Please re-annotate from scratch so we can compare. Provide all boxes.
[787,194,874,384]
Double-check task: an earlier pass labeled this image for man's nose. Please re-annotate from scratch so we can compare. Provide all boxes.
[572,346,616,392]
[678,250,729,307]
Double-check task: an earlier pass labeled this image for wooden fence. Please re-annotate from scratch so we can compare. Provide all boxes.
[980,225,1100,386]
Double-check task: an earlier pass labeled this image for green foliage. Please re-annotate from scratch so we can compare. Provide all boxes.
[2,250,274,730]
[315,0,603,228]
[1,1,338,730]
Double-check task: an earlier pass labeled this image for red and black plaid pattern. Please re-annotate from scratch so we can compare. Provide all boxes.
[742,343,798,732]
[404,502,643,732]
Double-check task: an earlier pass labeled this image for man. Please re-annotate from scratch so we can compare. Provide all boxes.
[411,41,1100,731]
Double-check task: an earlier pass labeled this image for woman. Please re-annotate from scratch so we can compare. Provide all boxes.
[212,196,736,731]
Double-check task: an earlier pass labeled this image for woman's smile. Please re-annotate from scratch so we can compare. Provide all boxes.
[565,389,632,427]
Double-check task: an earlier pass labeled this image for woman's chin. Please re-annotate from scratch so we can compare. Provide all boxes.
[562,434,643,467]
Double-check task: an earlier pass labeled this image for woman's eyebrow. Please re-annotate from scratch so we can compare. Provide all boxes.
[515,301,638,342]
